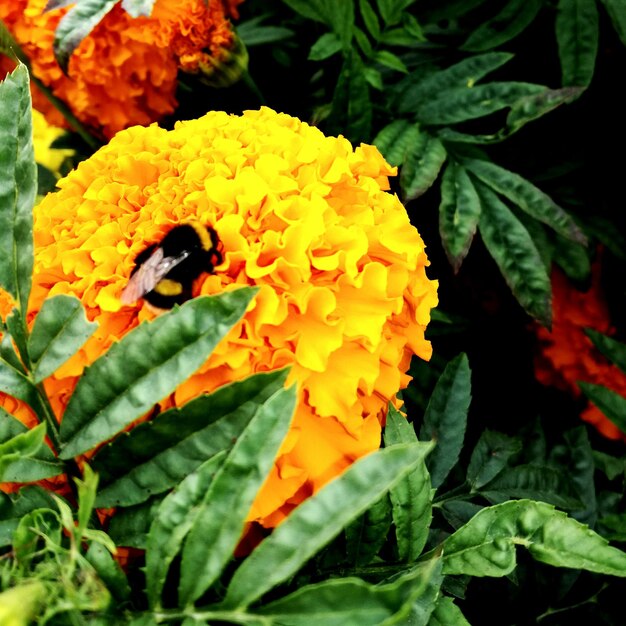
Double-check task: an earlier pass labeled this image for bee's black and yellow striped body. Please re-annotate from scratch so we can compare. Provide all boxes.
[121,221,222,309]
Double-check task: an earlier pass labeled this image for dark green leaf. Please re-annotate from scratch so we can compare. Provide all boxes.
[0,422,45,480]
[442,499,626,577]
[420,354,471,489]
[85,542,131,602]
[5,308,29,367]
[439,501,484,531]
[94,369,287,507]
[13,507,61,564]
[120,0,156,18]
[36,163,58,197]
[53,0,119,73]
[384,405,432,561]
[0,355,38,407]
[145,454,225,608]
[236,19,294,47]
[476,181,552,326]
[28,294,97,384]
[599,0,626,46]
[107,496,163,549]
[438,163,481,272]
[353,27,374,58]
[579,382,626,434]
[223,442,434,609]
[375,50,408,73]
[59,288,256,459]
[463,158,586,244]
[0,64,36,315]
[428,595,471,626]
[462,0,542,51]
[564,427,596,526]
[363,67,383,90]
[556,0,599,86]
[360,0,381,39]
[409,558,443,625]
[373,120,419,167]
[593,450,624,481]
[345,494,392,566]
[551,233,591,282]
[0,329,26,374]
[401,131,447,200]
[579,215,626,261]
[598,513,626,542]
[376,0,417,25]
[585,329,626,375]
[281,0,327,23]
[397,53,514,114]
[308,33,343,61]
[0,485,56,546]
[178,385,297,605]
[467,430,522,491]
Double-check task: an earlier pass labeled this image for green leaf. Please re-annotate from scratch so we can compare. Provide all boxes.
[476,181,552,326]
[598,513,626,542]
[593,450,624,481]
[563,427,596,526]
[373,120,420,167]
[585,329,626,375]
[13,507,61,565]
[353,26,374,58]
[481,464,583,510]
[85,541,132,602]
[556,0,599,86]
[400,131,447,200]
[120,0,156,18]
[360,0,381,39]
[375,50,408,73]
[256,557,441,625]
[308,32,343,61]
[438,163,481,272]
[223,442,434,609]
[0,64,36,316]
[420,354,471,490]
[439,501,484,531]
[409,557,443,625]
[28,294,98,384]
[284,0,354,47]
[416,82,546,126]
[59,288,256,459]
[0,422,45,481]
[376,0,417,25]
[442,499,626,577]
[396,53,514,114]
[1,328,26,374]
[599,0,626,46]
[0,355,38,407]
[345,494,392,566]
[384,405,432,561]
[178,385,297,606]
[0,409,63,482]
[363,67,383,90]
[551,232,591,282]
[428,596,471,626]
[145,454,225,608]
[467,430,522,491]
[463,158,586,244]
[75,464,98,539]
[236,19,294,47]
[579,382,626,434]
[53,0,119,73]
[5,308,29,367]
[93,369,287,507]
[107,496,163,549]
[0,485,56,546]
[462,0,542,52]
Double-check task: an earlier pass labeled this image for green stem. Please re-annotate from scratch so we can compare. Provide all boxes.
[241,70,266,105]
[153,608,270,625]
[34,383,61,453]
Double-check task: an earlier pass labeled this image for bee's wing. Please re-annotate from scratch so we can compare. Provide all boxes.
[120,247,192,305]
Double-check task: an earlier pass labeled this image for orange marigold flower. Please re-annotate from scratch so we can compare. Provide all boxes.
[0,107,438,526]
[535,265,626,441]
[0,0,242,138]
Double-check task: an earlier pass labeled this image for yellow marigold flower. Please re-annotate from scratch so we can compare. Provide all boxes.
[32,108,73,176]
[0,108,438,526]
[0,0,243,138]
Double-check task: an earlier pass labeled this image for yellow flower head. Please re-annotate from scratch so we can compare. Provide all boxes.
[2,108,438,526]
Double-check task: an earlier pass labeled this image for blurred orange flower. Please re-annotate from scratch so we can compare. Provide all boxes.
[0,108,438,526]
[535,265,626,441]
[0,0,243,138]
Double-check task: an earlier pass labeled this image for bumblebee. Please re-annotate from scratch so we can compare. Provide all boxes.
[120,221,222,309]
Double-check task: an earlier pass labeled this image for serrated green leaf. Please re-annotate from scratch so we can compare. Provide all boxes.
[0,409,63,482]
[0,64,36,316]
[420,354,471,490]
[120,0,156,18]
[345,493,392,566]
[481,464,583,510]
[585,329,626,375]
[223,442,434,609]
[384,405,432,562]
[579,382,626,434]
[308,32,343,61]
[467,430,522,491]
[417,82,546,126]
[442,499,626,577]
[428,595,471,626]
[373,120,419,167]
[59,288,256,459]
[463,158,586,244]
[256,557,441,625]
[397,53,514,114]
[178,385,297,606]
[476,181,552,326]
[94,369,287,507]
[439,163,481,272]
[462,0,542,51]
[145,454,225,608]
[401,131,446,200]
[0,485,56,546]
[556,0,599,86]
[360,0,381,39]
[107,496,163,549]
[599,0,626,46]
[53,0,119,72]
[85,541,131,602]
[28,294,98,384]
